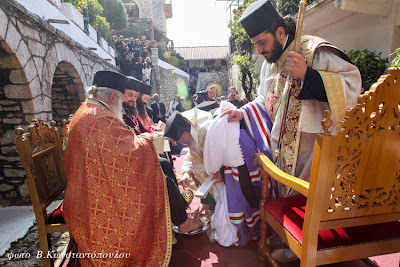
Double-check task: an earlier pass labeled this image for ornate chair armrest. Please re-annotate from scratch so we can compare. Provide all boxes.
[254,153,309,197]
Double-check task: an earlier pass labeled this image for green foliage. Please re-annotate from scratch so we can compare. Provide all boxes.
[69,0,104,25]
[62,0,112,45]
[270,0,316,16]
[346,49,388,90]
[94,15,111,43]
[97,0,128,31]
[113,22,151,40]
[391,47,400,68]
[228,0,258,100]
[235,55,254,73]
[228,0,256,57]
[157,44,165,61]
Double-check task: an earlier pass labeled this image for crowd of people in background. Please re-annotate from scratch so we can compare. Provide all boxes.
[111,34,230,98]
[111,36,245,109]
[185,86,248,111]
[112,35,153,84]
[135,86,248,123]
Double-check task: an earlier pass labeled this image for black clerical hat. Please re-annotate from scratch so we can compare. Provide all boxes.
[164,111,191,141]
[92,70,127,93]
[138,82,152,95]
[126,76,141,92]
[196,101,219,112]
[238,0,281,38]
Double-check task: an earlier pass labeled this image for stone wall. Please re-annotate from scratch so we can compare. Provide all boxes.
[152,0,167,33]
[151,48,190,111]
[131,0,167,34]
[0,40,34,205]
[51,62,85,124]
[0,0,116,205]
[158,67,189,109]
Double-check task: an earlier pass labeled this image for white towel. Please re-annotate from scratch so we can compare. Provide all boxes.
[211,183,239,247]
[203,102,244,175]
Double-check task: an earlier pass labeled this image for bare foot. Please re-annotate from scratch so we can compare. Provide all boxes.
[178,217,202,233]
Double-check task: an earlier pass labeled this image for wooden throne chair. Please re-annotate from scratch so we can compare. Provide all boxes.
[15,120,69,267]
[254,68,400,267]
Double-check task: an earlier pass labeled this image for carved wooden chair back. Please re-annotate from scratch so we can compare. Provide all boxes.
[255,68,400,267]
[15,119,68,267]
[310,67,400,226]
[61,119,68,141]
[61,114,74,142]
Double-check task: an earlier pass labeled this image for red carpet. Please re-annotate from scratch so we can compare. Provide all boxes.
[171,155,399,267]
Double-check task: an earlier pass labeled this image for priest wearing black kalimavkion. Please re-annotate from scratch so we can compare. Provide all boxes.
[220,0,361,262]
[118,74,202,235]
[122,76,141,135]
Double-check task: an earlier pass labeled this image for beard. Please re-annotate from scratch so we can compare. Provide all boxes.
[136,96,147,121]
[262,36,284,64]
[110,101,124,124]
[123,101,136,117]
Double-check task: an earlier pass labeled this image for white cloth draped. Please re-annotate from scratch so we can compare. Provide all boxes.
[203,102,245,175]
[210,183,239,247]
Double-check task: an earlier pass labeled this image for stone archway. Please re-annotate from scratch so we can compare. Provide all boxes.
[0,38,34,205]
[0,0,116,205]
[51,61,85,123]
[123,0,140,18]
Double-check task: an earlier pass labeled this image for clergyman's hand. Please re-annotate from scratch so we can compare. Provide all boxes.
[193,208,201,220]
[197,204,210,218]
[211,171,224,183]
[220,108,243,122]
[286,51,307,81]
[180,172,191,188]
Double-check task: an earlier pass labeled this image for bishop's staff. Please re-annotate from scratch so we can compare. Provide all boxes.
[275,0,307,161]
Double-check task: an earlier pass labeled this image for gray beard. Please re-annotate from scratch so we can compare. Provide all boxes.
[110,101,124,124]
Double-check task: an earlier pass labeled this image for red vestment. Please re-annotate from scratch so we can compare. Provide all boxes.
[63,99,172,266]
[138,114,156,133]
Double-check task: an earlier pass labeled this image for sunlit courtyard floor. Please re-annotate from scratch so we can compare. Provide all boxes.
[0,155,398,266]
[171,154,400,267]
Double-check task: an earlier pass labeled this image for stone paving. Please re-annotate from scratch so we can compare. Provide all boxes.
[0,225,68,267]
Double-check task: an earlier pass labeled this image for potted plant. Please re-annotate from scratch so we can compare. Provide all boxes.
[346,49,388,90]
[150,40,158,48]
[391,47,400,67]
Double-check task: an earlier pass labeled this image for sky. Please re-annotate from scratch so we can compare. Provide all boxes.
[166,0,233,47]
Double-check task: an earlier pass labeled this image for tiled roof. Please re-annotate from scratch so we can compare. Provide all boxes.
[174,46,229,61]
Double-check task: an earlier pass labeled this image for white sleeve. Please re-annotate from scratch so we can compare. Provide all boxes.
[252,60,273,112]
[313,47,361,110]
[182,150,194,174]
[299,47,362,134]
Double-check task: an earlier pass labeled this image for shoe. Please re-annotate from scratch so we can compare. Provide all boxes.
[271,248,298,263]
